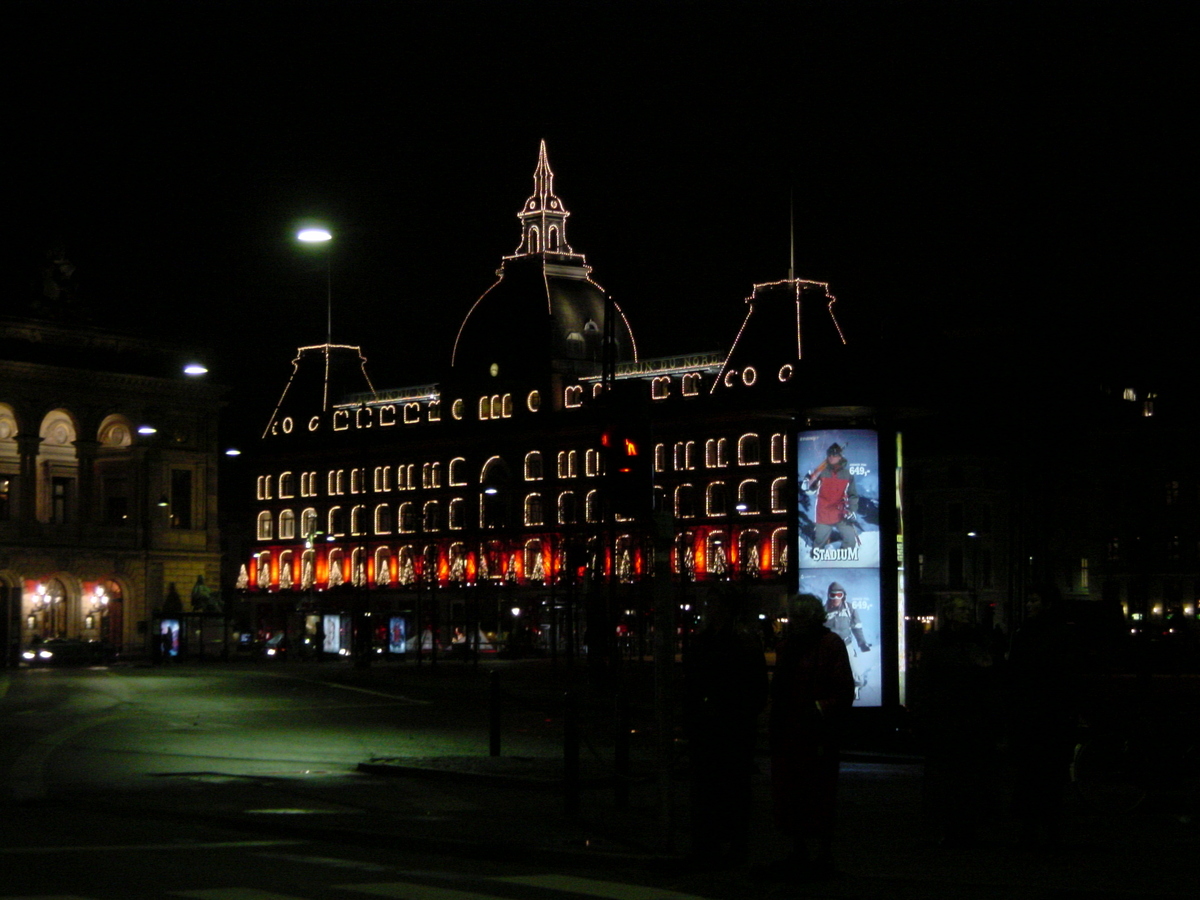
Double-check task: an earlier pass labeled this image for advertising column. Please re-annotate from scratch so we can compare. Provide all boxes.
[797,429,883,707]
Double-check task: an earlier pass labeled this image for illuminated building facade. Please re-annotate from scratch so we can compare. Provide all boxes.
[1,316,224,664]
[245,143,887,675]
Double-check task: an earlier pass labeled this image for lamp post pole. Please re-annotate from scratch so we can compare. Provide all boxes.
[297,228,333,343]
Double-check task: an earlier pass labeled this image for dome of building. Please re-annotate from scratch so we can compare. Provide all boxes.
[450,142,637,385]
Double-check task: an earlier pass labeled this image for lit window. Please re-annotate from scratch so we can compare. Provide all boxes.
[771,477,789,513]
[524,493,544,527]
[652,376,670,400]
[738,434,760,465]
[682,373,702,397]
[524,452,544,481]
[558,491,578,525]
[327,506,346,537]
[300,508,318,539]
[257,511,273,540]
[738,480,760,514]
[770,433,787,464]
[706,482,728,516]
[399,502,417,534]
[278,472,295,498]
[278,509,296,539]
[675,484,697,519]
[374,504,392,534]
[449,497,466,530]
[423,500,441,532]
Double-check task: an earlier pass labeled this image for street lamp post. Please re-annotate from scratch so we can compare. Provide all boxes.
[297,228,333,344]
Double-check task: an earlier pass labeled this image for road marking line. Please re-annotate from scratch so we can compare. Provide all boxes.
[0,841,305,855]
[496,876,711,900]
[256,672,431,704]
[337,883,502,900]
[170,891,310,900]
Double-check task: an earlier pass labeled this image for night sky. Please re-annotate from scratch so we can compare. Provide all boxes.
[7,1,1191,440]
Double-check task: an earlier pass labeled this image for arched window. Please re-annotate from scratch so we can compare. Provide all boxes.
[351,548,368,586]
[707,531,728,577]
[585,489,600,523]
[771,528,789,575]
[675,484,697,519]
[652,376,670,400]
[301,508,318,539]
[705,482,728,516]
[399,502,416,533]
[524,493,544,526]
[279,551,294,589]
[257,476,272,501]
[654,443,667,473]
[257,511,273,540]
[738,480,760,514]
[449,497,466,530]
[738,434,760,465]
[327,506,346,536]
[278,509,296,540]
[278,472,295,498]
[771,476,789,513]
[327,549,345,587]
[524,451,543,481]
[770,433,787,464]
[373,466,392,492]
[524,540,547,583]
[738,530,762,576]
[449,457,467,486]
[374,503,393,534]
[528,225,540,253]
[682,372,702,396]
[585,448,602,477]
[422,500,441,532]
[558,491,578,525]
[350,505,367,535]
[547,225,559,252]
[375,547,393,586]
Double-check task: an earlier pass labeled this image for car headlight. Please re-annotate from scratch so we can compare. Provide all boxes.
[22,650,35,660]
[39,650,54,660]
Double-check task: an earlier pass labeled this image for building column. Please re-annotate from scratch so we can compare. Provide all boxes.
[16,433,42,523]
[73,439,100,526]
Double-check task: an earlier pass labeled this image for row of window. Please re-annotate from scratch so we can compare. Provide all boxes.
[248,526,789,591]
[256,478,791,540]
[255,434,789,501]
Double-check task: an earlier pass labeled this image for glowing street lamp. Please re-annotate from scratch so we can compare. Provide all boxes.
[297,227,334,344]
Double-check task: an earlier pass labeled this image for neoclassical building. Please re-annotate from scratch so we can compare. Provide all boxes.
[1,315,224,663]
[244,143,884,683]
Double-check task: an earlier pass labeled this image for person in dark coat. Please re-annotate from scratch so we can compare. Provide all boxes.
[768,593,856,875]
[683,590,769,867]
[1008,585,1077,850]
[912,596,999,847]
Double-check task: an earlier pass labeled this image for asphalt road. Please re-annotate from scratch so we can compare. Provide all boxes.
[3,661,1198,900]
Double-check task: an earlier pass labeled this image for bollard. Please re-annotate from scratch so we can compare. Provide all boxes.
[563,690,580,816]
[489,671,501,757]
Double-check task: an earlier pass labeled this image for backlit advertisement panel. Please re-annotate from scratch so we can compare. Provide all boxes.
[798,428,882,706]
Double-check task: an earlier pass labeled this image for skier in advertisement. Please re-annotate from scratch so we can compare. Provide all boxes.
[824,582,873,701]
[804,443,860,557]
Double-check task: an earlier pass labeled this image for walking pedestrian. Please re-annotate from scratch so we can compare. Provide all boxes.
[767,593,855,877]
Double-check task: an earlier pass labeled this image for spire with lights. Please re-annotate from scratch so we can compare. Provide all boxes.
[512,140,574,257]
